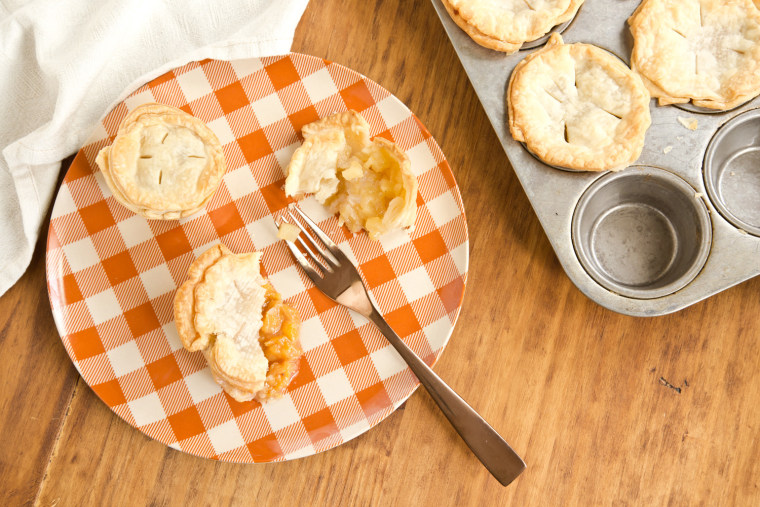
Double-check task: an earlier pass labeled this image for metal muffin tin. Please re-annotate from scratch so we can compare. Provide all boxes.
[431,0,760,316]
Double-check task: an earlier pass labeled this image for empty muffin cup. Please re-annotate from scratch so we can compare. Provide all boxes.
[572,166,712,299]
[703,108,760,237]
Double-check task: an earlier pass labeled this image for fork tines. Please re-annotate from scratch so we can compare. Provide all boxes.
[279,208,342,276]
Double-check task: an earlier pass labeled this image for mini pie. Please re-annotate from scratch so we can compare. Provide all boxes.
[507,34,651,172]
[285,110,418,240]
[629,0,760,110]
[96,103,225,220]
[174,244,302,402]
[442,0,585,53]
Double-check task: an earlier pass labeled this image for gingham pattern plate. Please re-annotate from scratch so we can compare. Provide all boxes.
[45,53,469,462]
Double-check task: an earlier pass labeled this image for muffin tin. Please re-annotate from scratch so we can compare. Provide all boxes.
[431,0,760,316]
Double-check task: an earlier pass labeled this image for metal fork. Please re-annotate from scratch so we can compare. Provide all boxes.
[280,207,526,486]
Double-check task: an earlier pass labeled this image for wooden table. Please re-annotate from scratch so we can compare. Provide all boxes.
[3,0,760,504]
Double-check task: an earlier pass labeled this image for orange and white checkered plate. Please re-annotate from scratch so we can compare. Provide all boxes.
[45,53,468,462]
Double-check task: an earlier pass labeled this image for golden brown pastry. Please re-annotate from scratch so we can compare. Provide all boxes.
[507,34,651,172]
[285,110,417,240]
[629,0,760,110]
[174,244,301,402]
[96,103,225,220]
[442,0,584,53]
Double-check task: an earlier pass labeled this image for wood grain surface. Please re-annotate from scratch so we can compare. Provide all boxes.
[2,0,760,505]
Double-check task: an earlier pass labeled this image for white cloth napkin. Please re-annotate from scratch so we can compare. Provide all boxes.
[0,0,309,296]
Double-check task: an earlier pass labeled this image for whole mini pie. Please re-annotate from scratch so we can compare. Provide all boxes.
[507,34,651,172]
[96,103,225,220]
[174,244,302,402]
[285,110,418,240]
[629,0,760,110]
[442,0,584,53]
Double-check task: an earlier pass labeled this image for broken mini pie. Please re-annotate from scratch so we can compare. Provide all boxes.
[284,110,417,240]
[96,103,225,220]
[507,34,651,172]
[629,0,760,110]
[173,244,302,402]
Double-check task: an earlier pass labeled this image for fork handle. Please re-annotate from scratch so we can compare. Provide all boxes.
[367,309,526,486]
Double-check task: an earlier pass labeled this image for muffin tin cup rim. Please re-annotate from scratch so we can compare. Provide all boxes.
[571,166,713,300]
[703,107,760,237]
[674,101,748,116]
[519,3,583,51]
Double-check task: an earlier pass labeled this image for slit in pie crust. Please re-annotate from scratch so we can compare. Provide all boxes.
[629,0,760,110]
[507,33,651,172]
[173,244,302,402]
[96,103,226,220]
[442,0,584,53]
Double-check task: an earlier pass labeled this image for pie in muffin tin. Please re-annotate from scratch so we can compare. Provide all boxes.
[433,0,760,316]
[441,0,585,53]
[507,34,650,172]
[629,0,760,111]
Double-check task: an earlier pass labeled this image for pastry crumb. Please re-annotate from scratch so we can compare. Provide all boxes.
[277,222,301,242]
[730,171,736,176]
[677,117,698,130]
[737,228,748,235]
[694,192,704,199]
[663,146,673,154]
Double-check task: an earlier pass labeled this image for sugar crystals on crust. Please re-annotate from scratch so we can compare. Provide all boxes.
[507,33,651,172]
[96,103,225,220]
[629,0,760,110]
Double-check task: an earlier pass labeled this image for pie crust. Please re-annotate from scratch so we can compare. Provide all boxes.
[442,0,584,53]
[173,244,302,402]
[629,0,760,110]
[507,34,651,172]
[96,103,225,220]
[285,110,417,240]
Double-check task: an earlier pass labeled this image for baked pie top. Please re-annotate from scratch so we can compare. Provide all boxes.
[629,0,760,110]
[285,110,417,240]
[508,34,651,172]
[443,0,584,53]
[96,103,225,219]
